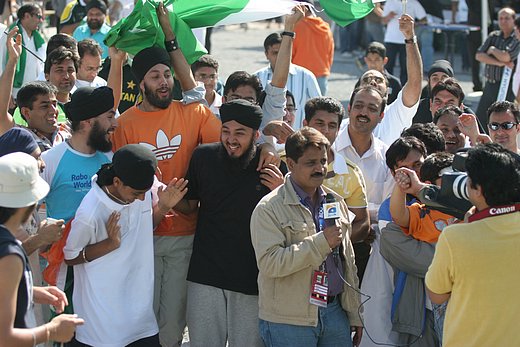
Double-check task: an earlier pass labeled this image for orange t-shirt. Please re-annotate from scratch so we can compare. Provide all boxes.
[292,17,334,78]
[112,101,221,236]
[401,203,457,243]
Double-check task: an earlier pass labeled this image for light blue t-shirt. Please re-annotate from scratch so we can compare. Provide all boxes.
[41,141,111,222]
[72,23,111,58]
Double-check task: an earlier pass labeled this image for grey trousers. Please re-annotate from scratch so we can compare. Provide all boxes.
[186,281,263,347]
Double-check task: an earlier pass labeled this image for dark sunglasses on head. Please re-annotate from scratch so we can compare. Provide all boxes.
[488,122,518,131]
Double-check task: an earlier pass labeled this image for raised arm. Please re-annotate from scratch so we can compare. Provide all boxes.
[400,14,423,107]
[270,6,304,88]
[156,2,197,91]
[0,28,20,134]
[106,46,127,111]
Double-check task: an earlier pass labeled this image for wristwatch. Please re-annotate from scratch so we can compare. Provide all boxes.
[281,31,296,39]
[164,38,179,52]
[404,36,417,44]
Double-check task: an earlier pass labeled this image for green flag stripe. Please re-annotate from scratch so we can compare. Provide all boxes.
[320,0,375,27]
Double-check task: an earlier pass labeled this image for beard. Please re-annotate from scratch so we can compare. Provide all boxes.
[143,83,173,109]
[87,120,113,152]
[220,136,257,170]
[87,19,103,30]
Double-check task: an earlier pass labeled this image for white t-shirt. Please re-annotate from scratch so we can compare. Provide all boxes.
[64,177,159,347]
[333,129,394,221]
[75,75,107,88]
[373,89,420,146]
[208,91,222,117]
[383,0,427,44]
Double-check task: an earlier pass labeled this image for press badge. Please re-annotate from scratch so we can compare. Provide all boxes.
[309,270,328,307]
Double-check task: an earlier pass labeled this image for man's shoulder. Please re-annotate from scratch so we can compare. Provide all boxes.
[41,141,68,161]
[257,183,288,207]
[100,23,111,34]
[192,142,220,157]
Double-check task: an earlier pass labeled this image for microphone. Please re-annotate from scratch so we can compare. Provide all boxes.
[323,193,341,257]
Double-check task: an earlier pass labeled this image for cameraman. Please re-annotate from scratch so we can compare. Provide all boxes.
[426,143,520,347]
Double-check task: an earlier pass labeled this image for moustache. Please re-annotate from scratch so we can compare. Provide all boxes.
[311,172,324,178]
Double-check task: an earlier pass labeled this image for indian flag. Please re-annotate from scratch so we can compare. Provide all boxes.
[105,0,298,62]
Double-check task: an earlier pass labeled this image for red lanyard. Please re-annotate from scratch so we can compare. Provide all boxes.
[468,203,520,223]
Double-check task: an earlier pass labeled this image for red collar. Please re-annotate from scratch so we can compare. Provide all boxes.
[468,203,520,223]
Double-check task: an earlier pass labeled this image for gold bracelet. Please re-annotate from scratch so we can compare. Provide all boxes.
[82,247,89,263]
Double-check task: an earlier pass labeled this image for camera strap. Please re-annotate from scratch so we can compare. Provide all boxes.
[468,203,520,223]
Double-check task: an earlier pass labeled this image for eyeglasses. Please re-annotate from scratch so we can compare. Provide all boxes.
[488,122,518,131]
[285,106,297,113]
[32,13,43,20]
[362,75,385,84]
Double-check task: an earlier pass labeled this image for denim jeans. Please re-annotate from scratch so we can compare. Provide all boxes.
[385,43,407,85]
[316,76,328,96]
[259,298,353,347]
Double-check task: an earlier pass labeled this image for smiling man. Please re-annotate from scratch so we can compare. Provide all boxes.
[72,0,110,58]
[173,99,285,347]
[3,4,46,97]
[433,105,466,154]
[45,47,79,105]
[486,101,520,153]
[42,86,116,223]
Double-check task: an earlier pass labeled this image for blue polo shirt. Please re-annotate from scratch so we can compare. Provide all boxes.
[73,23,111,58]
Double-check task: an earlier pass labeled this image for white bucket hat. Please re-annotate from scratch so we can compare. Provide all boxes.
[0,152,50,208]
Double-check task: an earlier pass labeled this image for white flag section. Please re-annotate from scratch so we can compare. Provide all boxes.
[497,67,513,101]
[211,0,297,27]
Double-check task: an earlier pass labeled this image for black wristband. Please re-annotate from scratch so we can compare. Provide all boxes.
[164,38,179,52]
[281,31,296,39]
[404,36,417,44]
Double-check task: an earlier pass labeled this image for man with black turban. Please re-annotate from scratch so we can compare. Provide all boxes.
[173,99,286,347]
[111,4,222,346]
[40,86,117,313]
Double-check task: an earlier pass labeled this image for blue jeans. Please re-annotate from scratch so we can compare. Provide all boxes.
[385,42,407,85]
[259,298,353,347]
[316,76,328,96]
[416,26,434,73]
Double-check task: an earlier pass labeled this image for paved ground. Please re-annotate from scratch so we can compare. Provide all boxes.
[210,21,480,110]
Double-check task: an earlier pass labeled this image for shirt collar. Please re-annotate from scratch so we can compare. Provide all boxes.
[330,147,349,174]
[91,175,127,212]
[335,122,376,154]
[289,174,326,206]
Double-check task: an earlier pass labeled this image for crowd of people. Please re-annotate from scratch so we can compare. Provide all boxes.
[1,0,520,347]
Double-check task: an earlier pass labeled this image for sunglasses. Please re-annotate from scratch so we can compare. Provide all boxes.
[488,122,518,131]
[32,13,43,19]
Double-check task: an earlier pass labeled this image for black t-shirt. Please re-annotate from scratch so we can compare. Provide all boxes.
[0,225,32,328]
[412,98,484,133]
[99,58,139,113]
[185,143,287,295]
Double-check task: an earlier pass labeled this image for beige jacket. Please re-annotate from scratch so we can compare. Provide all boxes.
[250,176,362,327]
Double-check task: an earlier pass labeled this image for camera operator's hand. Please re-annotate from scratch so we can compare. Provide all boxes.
[394,168,427,196]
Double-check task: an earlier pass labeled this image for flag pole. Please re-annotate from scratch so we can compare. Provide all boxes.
[402,0,407,15]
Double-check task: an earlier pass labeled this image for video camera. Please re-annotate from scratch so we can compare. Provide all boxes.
[418,151,473,220]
